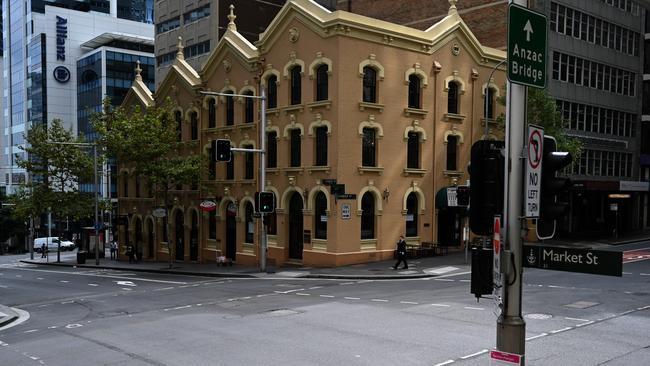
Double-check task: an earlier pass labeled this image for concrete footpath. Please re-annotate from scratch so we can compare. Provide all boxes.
[2,231,648,330]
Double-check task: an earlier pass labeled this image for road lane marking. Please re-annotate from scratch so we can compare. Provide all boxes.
[154,287,175,291]
[344,297,360,300]
[59,280,69,283]
[339,282,355,286]
[434,360,455,366]
[371,299,388,302]
[575,321,594,327]
[549,327,572,334]
[319,295,335,298]
[400,301,418,305]
[88,284,99,287]
[24,330,38,333]
[460,349,488,359]
[434,279,454,282]
[464,307,484,311]
[296,293,310,296]
[7,266,188,284]
[308,286,323,290]
[565,317,589,322]
[430,304,451,307]
[526,333,548,340]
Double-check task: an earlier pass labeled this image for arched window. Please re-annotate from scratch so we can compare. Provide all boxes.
[244,144,254,179]
[174,110,182,141]
[208,209,217,240]
[448,81,459,114]
[447,135,458,171]
[244,90,254,123]
[360,192,375,239]
[245,202,254,243]
[208,98,216,128]
[122,174,129,198]
[485,87,495,119]
[314,126,328,166]
[267,75,278,109]
[406,192,418,237]
[290,129,301,167]
[407,131,420,169]
[408,74,421,109]
[267,131,277,168]
[362,66,377,103]
[314,192,327,239]
[225,90,234,125]
[190,111,198,140]
[362,127,376,167]
[290,65,302,105]
[315,64,328,101]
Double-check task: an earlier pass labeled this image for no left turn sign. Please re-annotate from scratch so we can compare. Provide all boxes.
[525,125,544,218]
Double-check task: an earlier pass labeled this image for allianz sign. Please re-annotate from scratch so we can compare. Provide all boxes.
[56,16,67,61]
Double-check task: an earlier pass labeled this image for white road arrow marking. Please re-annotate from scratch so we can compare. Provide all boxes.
[115,281,136,287]
[524,20,533,41]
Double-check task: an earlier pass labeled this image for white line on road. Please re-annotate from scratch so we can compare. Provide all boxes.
[460,349,488,359]
[434,360,455,366]
[344,297,360,300]
[308,286,323,290]
[296,293,310,296]
[575,321,594,327]
[464,307,484,311]
[0,341,9,346]
[565,317,589,322]
[371,299,388,302]
[8,266,188,285]
[640,273,650,276]
[61,301,73,304]
[434,279,454,282]
[400,301,418,305]
[430,303,451,307]
[459,279,470,282]
[59,280,69,283]
[88,284,99,287]
[549,327,572,334]
[339,282,356,286]
[637,305,650,310]
[319,295,335,298]
[23,330,38,333]
[526,333,548,341]
[622,272,633,275]
[154,287,175,291]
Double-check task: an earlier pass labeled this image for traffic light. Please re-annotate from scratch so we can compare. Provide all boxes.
[469,140,505,236]
[256,191,275,213]
[470,246,493,300]
[215,139,232,162]
[456,185,470,207]
[537,136,572,239]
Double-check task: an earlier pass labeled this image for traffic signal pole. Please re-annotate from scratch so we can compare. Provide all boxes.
[259,88,268,273]
[498,0,527,357]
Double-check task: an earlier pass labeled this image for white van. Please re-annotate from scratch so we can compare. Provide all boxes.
[34,237,75,252]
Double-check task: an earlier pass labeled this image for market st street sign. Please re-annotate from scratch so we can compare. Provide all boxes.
[523,244,622,276]
[507,4,547,88]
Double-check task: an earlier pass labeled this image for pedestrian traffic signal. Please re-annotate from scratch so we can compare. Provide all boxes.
[456,185,470,207]
[537,136,572,239]
[469,140,505,236]
[256,191,275,213]
[215,139,232,162]
[470,247,493,300]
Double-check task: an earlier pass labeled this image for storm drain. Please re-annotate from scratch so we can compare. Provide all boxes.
[564,301,600,309]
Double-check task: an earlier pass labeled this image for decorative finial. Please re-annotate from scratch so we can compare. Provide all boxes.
[176,36,185,60]
[134,60,142,81]
[448,0,458,15]
[227,4,237,31]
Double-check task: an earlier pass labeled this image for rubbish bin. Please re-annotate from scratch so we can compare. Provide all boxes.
[77,251,87,264]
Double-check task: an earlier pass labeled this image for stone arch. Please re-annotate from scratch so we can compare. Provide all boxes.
[260,67,281,87]
[358,54,385,80]
[482,82,501,97]
[237,85,256,103]
[404,63,428,87]
[443,129,465,144]
[307,114,332,136]
[184,105,200,120]
[283,120,305,138]
[280,186,305,211]
[238,195,255,221]
[266,124,280,136]
[282,56,306,79]
[238,138,256,148]
[356,185,383,214]
[218,196,237,218]
[443,72,467,94]
[202,95,218,109]
[357,115,384,137]
[307,185,331,212]
[172,106,184,117]
[403,120,427,141]
[169,206,185,226]
[308,53,333,79]
[219,84,237,104]
[402,186,426,213]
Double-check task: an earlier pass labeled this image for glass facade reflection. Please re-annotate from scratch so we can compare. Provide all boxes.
[27,34,47,129]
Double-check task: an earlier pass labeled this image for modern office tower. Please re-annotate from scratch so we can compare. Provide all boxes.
[1,0,154,198]
[642,5,650,229]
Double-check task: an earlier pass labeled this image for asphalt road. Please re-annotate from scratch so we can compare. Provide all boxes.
[0,241,649,366]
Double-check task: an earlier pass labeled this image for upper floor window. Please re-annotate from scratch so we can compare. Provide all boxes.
[408,74,421,109]
[190,111,198,140]
[225,91,234,126]
[244,145,254,180]
[226,155,234,180]
[315,64,329,101]
[447,135,459,171]
[407,131,420,169]
[290,129,301,167]
[244,91,254,123]
[360,192,375,239]
[362,127,377,167]
[208,98,216,128]
[315,126,328,166]
[362,67,377,103]
[314,192,327,239]
[267,76,278,109]
[267,131,278,168]
[183,4,210,24]
[174,110,182,141]
[448,81,459,114]
[290,65,302,105]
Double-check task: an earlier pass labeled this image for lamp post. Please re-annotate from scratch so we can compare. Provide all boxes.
[484,59,507,139]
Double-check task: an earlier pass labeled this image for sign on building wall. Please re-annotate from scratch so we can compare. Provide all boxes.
[341,204,351,220]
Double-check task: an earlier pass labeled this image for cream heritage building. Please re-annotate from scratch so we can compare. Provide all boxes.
[118,0,506,267]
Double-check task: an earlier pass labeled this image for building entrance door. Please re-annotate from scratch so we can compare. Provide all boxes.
[190,211,198,261]
[175,211,184,261]
[288,192,304,260]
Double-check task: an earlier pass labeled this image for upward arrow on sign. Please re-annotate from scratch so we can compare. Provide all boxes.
[523,20,533,41]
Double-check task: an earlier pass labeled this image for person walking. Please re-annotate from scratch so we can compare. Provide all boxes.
[393,235,408,270]
[41,243,47,258]
[110,241,117,260]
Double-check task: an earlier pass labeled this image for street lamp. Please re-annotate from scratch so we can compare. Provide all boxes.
[47,141,101,265]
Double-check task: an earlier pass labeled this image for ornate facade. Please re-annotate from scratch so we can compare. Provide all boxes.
[119,0,506,267]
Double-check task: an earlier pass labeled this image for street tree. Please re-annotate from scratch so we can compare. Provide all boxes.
[92,98,202,267]
[11,119,95,244]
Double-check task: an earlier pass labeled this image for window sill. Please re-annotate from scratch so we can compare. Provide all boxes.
[443,170,464,178]
[359,102,384,112]
[266,107,281,117]
[358,166,384,175]
[480,118,499,126]
[239,123,255,129]
[404,107,428,117]
[443,113,466,123]
[241,179,256,185]
[283,104,304,114]
[307,166,331,174]
[266,168,281,175]
[403,168,426,176]
[307,100,332,111]
[216,125,236,132]
[284,167,304,175]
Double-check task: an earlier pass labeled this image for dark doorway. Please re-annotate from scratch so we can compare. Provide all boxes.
[226,202,237,260]
[135,218,143,261]
[288,192,304,260]
[437,208,463,246]
[190,211,198,261]
[175,211,184,261]
[147,219,154,258]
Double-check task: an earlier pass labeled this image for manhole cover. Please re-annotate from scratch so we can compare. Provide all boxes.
[525,313,552,320]
[564,301,599,309]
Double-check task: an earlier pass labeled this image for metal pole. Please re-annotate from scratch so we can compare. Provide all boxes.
[485,59,508,139]
[259,87,268,273]
[29,216,34,260]
[497,0,527,357]
[47,208,51,263]
[94,145,100,265]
